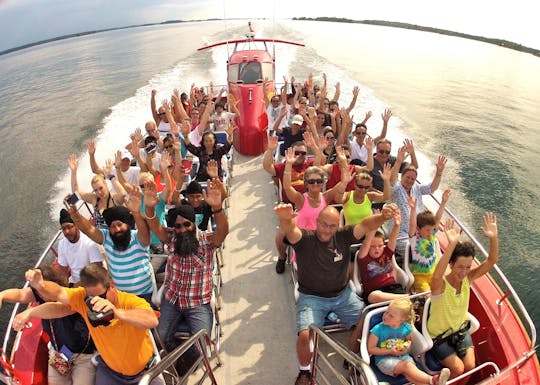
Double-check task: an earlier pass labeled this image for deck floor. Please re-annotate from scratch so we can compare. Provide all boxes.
[209,153,300,384]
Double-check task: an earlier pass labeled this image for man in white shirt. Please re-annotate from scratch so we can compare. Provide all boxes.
[57,209,103,286]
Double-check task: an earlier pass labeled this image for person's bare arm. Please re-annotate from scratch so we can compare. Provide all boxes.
[353,204,398,240]
[67,202,104,245]
[151,89,160,125]
[263,135,278,176]
[143,182,169,243]
[469,212,499,282]
[373,109,391,145]
[87,140,104,175]
[25,269,69,305]
[274,204,302,244]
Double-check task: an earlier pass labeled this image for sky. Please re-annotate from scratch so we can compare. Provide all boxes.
[0,0,539,52]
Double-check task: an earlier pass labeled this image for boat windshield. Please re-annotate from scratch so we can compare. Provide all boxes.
[228,62,272,84]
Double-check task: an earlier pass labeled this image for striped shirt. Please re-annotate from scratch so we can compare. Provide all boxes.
[164,230,215,309]
[102,229,153,295]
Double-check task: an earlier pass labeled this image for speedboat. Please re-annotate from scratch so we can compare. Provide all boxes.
[198,21,304,156]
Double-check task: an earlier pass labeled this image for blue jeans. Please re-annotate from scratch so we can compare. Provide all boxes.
[95,355,162,385]
[157,297,213,360]
[296,286,364,332]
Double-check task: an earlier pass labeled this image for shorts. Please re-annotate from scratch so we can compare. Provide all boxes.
[412,273,432,293]
[432,330,473,361]
[376,355,415,376]
[296,286,364,332]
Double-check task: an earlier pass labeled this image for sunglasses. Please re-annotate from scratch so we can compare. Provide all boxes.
[355,131,367,135]
[294,151,307,156]
[306,179,324,185]
[174,221,192,229]
[158,112,166,116]
[356,184,370,190]
[164,144,173,149]
[139,184,147,189]
[378,149,391,155]
[326,136,335,141]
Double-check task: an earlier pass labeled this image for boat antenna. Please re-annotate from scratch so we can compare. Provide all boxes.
[222,0,230,57]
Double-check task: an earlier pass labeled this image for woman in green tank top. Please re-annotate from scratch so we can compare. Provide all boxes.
[339,166,391,226]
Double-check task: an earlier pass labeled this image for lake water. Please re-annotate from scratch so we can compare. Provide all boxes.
[0,20,539,337]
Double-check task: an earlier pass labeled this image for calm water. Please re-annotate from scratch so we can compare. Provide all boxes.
[0,20,539,335]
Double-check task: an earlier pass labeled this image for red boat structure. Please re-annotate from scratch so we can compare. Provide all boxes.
[197,22,304,156]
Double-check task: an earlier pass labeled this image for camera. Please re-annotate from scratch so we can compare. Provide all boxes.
[67,192,81,205]
[449,330,468,358]
[85,296,114,327]
[144,143,157,154]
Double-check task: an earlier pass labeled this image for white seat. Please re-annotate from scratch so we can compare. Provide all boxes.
[359,305,432,365]
[392,250,413,292]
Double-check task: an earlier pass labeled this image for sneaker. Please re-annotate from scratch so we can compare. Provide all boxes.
[294,370,313,385]
[432,367,451,385]
[275,258,286,274]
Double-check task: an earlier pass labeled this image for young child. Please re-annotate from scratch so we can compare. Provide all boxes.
[368,298,451,385]
[407,189,450,293]
[357,210,407,304]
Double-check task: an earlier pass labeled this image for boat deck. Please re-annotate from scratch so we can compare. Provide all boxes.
[209,152,301,384]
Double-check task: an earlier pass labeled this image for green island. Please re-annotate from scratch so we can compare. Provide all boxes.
[1,17,538,58]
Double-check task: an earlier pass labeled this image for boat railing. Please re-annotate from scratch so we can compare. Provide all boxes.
[447,361,500,384]
[138,329,217,385]
[1,229,63,353]
[308,324,378,385]
[425,191,537,351]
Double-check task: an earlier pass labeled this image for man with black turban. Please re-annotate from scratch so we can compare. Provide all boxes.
[57,208,103,286]
[144,179,228,371]
[66,190,154,303]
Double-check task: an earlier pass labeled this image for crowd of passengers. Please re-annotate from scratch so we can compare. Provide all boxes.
[0,75,500,385]
[0,84,234,385]
[261,74,499,385]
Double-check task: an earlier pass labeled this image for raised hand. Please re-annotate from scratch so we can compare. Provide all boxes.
[104,159,115,176]
[341,166,355,185]
[68,154,78,171]
[143,181,160,208]
[284,146,295,164]
[381,203,399,220]
[352,86,359,97]
[12,309,32,332]
[403,138,414,155]
[379,162,392,181]
[130,128,143,143]
[302,131,315,149]
[267,134,278,151]
[317,134,328,150]
[115,151,122,169]
[203,178,222,210]
[225,121,236,138]
[161,99,170,110]
[86,140,96,155]
[151,89,157,97]
[206,159,219,178]
[407,196,417,211]
[436,155,447,174]
[396,145,407,163]
[364,136,374,152]
[481,212,498,240]
[273,203,296,221]
[441,189,451,204]
[159,151,171,173]
[443,218,460,244]
[130,138,139,157]
[364,111,373,122]
[393,210,402,227]
[382,108,392,123]
[173,88,180,99]
[125,188,142,213]
[181,120,191,137]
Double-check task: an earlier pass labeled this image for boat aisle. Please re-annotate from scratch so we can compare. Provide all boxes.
[213,153,299,384]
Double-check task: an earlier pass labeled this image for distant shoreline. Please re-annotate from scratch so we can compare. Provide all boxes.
[295,17,540,58]
[2,17,539,58]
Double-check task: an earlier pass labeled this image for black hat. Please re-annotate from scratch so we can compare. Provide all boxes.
[166,205,196,227]
[102,206,135,229]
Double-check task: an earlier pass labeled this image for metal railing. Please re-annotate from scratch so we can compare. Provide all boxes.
[309,324,378,385]
[138,329,217,385]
